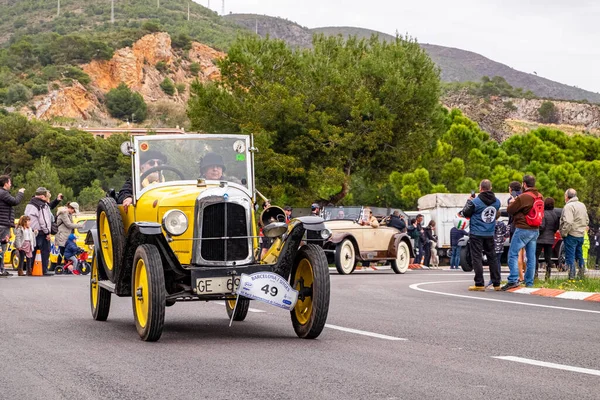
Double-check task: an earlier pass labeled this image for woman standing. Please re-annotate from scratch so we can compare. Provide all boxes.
[423,220,437,267]
[54,202,83,267]
[536,197,559,280]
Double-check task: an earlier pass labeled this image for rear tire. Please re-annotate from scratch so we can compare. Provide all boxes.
[226,297,250,321]
[90,254,111,321]
[460,245,472,272]
[132,244,166,342]
[335,239,356,275]
[97,197,125,283]
[290,244,330,339]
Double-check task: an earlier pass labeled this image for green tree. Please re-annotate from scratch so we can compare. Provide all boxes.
[188,34,443,204]
[18,157,74,215]
[538,101,558,123]
[189,62,200,75]
[77,179,106,211]
[6,83,32,105]
[160,77,176,96]
[105,83,147,122]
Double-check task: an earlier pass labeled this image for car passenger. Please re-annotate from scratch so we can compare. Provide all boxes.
[359,208,379,228]
[118,150,167,212]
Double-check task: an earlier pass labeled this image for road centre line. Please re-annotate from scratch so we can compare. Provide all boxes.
[213,301,265,313]
[409,281,600,314]
[493,356,600,377]
[325,324,407,341]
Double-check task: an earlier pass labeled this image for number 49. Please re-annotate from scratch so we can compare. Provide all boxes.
[261,284,278,297]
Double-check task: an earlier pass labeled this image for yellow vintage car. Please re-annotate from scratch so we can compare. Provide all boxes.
[89,134,331,342]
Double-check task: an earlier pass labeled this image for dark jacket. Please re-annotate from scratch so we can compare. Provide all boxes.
[507,188,543,230]
[450,227,467,247]
[0,188,24,227]
[64,239,84,260]
[538,209,559,245]
[388,215,406,232]
[117,178,133,204]
[460,191,500,237]
[423,226,437,243]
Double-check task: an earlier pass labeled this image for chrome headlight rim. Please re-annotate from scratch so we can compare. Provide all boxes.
[162,209,188,237]
[320,228,332,240]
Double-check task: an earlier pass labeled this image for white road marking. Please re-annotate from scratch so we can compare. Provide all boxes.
[325,324,407,341]
[213,301,265,313]
[409,281,600,314]
[493,356,600,376]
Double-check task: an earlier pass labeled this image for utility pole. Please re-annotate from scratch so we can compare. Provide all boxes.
[57,0,60,17]
[157,0,160,9]
[255,19,258,34]
[208,1,210,10]
[188,1,190,21]
[111,0,115,24]
[221,0,225,15]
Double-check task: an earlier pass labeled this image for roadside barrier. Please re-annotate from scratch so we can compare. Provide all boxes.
[32,250,43,276]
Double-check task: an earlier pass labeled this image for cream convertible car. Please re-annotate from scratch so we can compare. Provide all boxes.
[322,206,414,275]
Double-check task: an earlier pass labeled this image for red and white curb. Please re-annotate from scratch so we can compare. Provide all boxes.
[507,287,600,302]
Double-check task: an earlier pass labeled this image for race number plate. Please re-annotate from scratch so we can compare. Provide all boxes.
[196,276,239,294]
[236,272,298,311]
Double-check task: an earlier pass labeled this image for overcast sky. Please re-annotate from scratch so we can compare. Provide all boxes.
[197,0,600,94]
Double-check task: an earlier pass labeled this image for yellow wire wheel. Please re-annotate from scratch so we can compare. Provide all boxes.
[90,253,111,321]
[11,251,19,270]
[96,197,125,283]
[290,244,330,339]
[131,244,165,342]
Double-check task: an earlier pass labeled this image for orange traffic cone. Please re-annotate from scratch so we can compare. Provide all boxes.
[32,250,43,276]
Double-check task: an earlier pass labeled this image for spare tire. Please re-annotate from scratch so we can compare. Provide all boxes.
[97,197,125,283]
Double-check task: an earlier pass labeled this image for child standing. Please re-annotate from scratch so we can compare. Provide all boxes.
[488,215,508,288]
[14,216,35,276]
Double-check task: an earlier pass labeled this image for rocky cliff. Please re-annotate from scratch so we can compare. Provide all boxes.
[31,32,224,123]
[444,91,600,141]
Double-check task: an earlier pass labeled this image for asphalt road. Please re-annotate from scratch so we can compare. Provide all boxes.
[1,268,599,400]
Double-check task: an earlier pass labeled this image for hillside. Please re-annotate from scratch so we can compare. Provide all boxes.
[226,15,600,104]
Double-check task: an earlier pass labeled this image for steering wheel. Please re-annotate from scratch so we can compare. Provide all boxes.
[140,165,185,183]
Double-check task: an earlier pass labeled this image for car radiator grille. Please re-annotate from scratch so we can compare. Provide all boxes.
[200,203,249,262]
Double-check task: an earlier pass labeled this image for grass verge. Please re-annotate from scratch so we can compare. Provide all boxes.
[532,277,600,292]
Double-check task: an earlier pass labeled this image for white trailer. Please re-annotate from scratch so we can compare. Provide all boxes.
[412,193,512,257]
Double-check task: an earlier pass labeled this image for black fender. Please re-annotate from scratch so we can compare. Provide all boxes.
[113,222,186,297]
[86,229,108,280]
[272,220,313,278]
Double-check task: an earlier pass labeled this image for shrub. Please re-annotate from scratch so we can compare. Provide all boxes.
[189,62,200,75]
[160,78,175,96]
[0,88,8,104]
[155,61,168,73]
[105,83,148,122]
[6,83,32,105]
[172,33,192,50]
[142,20,162,33]
[503,101,517,111]
[176,83,186,94]
[538,101,558,123]
[62,66,91,86]
[32,84,49,96]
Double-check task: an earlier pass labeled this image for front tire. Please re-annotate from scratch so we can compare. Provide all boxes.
[460,245,472,272]
[226,297,250,321]
[290,244,330,339]
[97,197,125,283]
[335,239,356,275]
[90,254,111,321]
[391,241,410,274]
[132,244,166,342]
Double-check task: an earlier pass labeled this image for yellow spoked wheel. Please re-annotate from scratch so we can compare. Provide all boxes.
[290,244,330,339]
[11,251,19,270]
[97,197,125,283]
[90,254,111,321]
[225,296,250,321]
[131,244,165,342]
[391,241,410,274]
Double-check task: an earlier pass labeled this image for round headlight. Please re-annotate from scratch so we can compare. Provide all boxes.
[162,209,188,236]
[320,228,332,240]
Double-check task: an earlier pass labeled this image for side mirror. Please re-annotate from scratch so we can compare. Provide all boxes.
[120,141,133,156]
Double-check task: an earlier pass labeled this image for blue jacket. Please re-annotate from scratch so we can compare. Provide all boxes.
[64,240,84,260]
[461,191,500,237]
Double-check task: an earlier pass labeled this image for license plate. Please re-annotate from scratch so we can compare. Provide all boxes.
[196,276,240,294]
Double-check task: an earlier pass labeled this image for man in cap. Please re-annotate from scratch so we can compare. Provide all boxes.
[25,187,54,275]
[199,152,226,180]
[311,203,320,216]
[284,206,293,223]
[118,149,167,212]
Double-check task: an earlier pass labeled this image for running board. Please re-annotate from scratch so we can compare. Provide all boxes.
[98,280,116,293]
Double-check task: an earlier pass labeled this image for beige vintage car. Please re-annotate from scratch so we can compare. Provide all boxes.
[322,206,414,275]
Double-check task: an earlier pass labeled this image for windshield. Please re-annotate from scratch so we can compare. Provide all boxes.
[78,219,97,234]
[322,206,363,221]
[133,135,251,195]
